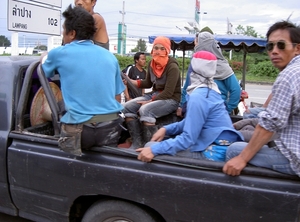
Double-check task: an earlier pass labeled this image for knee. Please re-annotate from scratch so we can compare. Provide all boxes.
[226,142,247,161]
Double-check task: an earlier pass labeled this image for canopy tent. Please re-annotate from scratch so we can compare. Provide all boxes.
[148,34,267,89]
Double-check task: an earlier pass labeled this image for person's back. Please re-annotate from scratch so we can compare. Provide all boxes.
[41,5,124,156]
[195,32,241,113]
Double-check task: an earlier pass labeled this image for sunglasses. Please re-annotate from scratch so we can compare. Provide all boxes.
[266,41,297,51]
[153,46,166,51]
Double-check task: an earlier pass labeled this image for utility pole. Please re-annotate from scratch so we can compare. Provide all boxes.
[119,1,126,55]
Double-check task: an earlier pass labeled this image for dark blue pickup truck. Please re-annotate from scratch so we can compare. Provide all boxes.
[0,56,299,222]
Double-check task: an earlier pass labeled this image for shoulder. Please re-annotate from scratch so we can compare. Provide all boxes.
[93,13,105,25]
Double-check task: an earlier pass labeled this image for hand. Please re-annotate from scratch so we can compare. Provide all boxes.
[122,79,128,85]
[176,107,183,117]
[137,100,151,106]
[136,147,154,162]
[151,127,166,142]
[223,156,247,176]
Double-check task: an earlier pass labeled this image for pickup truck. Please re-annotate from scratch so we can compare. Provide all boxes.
[1,56,300,222]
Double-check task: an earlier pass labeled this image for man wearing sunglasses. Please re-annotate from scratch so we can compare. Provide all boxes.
[223,20,300,176]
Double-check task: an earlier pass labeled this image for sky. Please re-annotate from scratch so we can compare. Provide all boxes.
[1,0,300,47]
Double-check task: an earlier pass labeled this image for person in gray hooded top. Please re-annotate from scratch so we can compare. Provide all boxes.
[136,51,243,163]
[179,32,241,115]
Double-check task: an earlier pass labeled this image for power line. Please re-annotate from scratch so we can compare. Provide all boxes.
[126,11,192,20]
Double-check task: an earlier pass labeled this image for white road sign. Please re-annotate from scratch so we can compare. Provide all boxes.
[29,0,62,8]
[8,0,61,36]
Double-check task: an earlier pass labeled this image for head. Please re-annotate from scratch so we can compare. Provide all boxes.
[195,32,224,60]
[62,5,96,44]
[266,21,300,71]
[191,51,217,79]
[151,36,171,56]
[74,0,96,13]
[187,51,220,95]
[134,52,146,67]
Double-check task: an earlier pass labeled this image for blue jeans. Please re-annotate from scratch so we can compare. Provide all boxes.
[123,94,179,123]
[243,107,265,119]
[226,142,296,175]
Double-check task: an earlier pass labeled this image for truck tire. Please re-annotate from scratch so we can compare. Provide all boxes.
[82,199,158,222]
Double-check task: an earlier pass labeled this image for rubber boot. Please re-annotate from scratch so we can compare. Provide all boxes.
[126,119,144,150]
[142,124,158,145]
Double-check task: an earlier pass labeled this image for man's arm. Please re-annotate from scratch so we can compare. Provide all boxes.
[223,124,274,176]
[92,13,109,43]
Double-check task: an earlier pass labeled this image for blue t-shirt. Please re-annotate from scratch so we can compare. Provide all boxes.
[42,40,125,124]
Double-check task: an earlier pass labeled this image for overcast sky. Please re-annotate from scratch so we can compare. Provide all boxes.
[1,0,299,47]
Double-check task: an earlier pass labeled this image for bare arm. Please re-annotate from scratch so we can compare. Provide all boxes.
[92,13,109,43]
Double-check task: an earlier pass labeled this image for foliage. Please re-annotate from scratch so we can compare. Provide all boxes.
[248,61,279,78]
[131,39,147,52]
[229,61,243,73]
[200,26,213,34]
[235,25,258,37]
[0,35,11,47]
[34,45,47,50]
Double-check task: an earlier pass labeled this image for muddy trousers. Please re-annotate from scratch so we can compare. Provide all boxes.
[58,117,124,156]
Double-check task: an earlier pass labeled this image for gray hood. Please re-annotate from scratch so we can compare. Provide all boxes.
[194,32,234,80]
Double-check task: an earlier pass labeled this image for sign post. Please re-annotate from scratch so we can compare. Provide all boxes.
[8,0,61,36]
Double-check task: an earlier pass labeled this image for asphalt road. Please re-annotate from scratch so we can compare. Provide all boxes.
[0,84,273,221]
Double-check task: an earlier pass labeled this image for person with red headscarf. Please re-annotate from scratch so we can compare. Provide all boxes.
[123,36,181,150]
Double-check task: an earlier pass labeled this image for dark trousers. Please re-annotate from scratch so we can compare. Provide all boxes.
[81,117,124,149]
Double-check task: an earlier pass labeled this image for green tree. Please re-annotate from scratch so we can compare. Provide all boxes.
[0,35,11,47]
[200,26,213,34]
[235,25,258,37]
[131,39,147,52]
[34,45,47,51]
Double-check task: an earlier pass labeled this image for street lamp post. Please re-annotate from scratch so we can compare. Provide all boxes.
[199,12,207,30]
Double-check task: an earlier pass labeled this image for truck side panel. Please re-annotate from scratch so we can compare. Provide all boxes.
[7,136,300,222]
[0,57,34,216]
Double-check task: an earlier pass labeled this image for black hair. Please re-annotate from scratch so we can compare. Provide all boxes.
[134,52,145,64]
[62,4,96,40]
[266,20,300,44]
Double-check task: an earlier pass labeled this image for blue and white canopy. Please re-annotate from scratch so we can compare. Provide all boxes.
[148,34,266,53]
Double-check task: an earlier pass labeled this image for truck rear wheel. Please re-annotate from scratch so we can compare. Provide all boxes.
[82,199,158,222]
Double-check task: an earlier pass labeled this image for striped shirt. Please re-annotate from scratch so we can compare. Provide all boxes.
[259,55,300,176]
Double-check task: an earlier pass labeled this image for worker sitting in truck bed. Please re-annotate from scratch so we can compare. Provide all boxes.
[136,51,244,162]
[40,5,125,156]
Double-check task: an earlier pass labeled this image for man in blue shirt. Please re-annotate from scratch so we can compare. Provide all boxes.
[41,5,124,156]
[137,51,243,162]
[223,21,300,176]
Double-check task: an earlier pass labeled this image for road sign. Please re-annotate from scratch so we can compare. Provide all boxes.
[8,0,61,36]
[29,0,62,8]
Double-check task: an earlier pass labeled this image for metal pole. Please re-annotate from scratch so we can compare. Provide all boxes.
[120,1,125,56]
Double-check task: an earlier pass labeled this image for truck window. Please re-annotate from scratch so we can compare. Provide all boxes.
[14,61,62,138]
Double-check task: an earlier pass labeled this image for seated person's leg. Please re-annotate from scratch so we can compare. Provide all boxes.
[82,117,124,149]
[123,95,151,116]
[139,99,179,123]
[226,142,296,175]
[243,107,265,119]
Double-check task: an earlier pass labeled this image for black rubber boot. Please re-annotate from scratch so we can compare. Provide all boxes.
[142,124,158,145]
[126,119,144,150]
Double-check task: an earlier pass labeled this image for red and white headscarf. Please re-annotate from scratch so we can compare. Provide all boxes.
[187,51,220,95]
